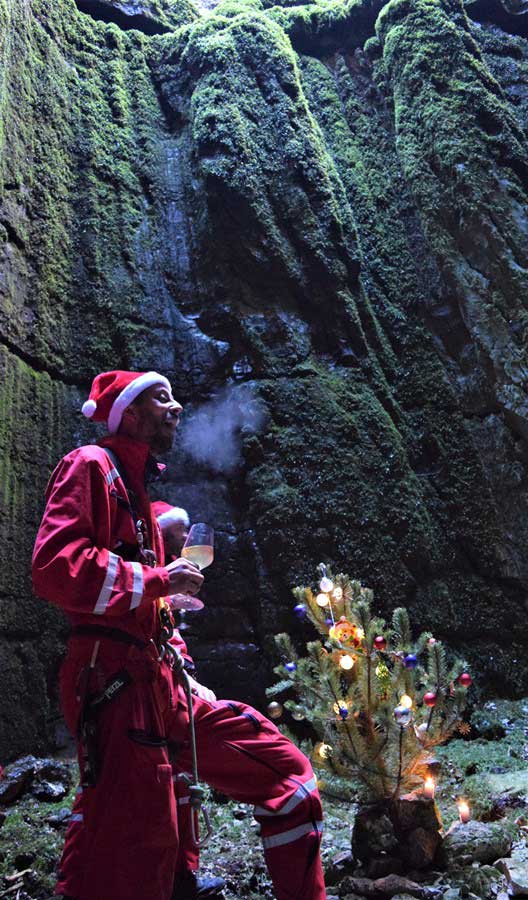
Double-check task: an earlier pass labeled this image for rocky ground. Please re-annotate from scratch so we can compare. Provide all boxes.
[0,699,527,899]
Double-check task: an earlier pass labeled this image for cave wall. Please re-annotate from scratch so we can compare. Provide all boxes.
[1,0,528,761]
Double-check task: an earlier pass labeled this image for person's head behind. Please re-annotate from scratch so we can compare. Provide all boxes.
[153,501,190,558]
[82,370,182,453]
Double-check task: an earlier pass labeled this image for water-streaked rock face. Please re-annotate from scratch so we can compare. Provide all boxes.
[1,0,528,760]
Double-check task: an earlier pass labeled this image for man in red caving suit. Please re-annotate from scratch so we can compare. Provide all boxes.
[32,370,326,900]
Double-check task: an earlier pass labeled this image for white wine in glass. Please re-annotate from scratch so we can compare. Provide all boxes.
[181,523,214,571]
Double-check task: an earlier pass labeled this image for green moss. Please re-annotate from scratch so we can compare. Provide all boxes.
[153,8,360,314]
[0,776,78,892]
[375,0,528,419]
[0,0,184,375]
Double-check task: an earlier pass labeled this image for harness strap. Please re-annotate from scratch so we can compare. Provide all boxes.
[102,448,157,567]
[71,625,148,649]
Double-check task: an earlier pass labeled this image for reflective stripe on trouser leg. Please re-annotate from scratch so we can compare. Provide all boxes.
[262,820,324,849]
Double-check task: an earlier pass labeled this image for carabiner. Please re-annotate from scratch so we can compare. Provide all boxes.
[189,785,213,848]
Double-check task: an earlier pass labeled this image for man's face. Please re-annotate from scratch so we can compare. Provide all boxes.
[126,382,183,453]
[160,519,188,557]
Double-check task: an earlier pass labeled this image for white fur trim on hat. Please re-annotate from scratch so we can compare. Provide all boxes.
[107,371,172,434]
[82,399,97,418]
[157,507,190,528]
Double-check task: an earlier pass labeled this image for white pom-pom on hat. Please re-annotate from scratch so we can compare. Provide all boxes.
[82,399,97,418]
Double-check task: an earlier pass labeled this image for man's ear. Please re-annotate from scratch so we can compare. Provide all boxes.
[123,403,139,422]
[120,404,139,432]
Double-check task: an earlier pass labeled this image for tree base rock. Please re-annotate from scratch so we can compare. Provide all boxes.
[352,795,443,875]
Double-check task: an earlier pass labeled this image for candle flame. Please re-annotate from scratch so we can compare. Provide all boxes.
[423,775,435,799]
[458,800,470,822]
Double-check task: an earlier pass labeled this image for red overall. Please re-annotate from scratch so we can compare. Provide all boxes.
[32,435,325,900]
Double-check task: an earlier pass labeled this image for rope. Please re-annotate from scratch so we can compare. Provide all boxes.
[158,605,213,848]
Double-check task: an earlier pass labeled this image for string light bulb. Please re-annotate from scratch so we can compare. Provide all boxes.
[332,586,343,601]
[319,743,332,759]
[320,576,334,593]
[339,654,355,670]
[400,694,413,709]
[316,593,330,607]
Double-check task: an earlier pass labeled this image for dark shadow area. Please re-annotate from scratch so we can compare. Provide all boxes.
[75,0,171,35]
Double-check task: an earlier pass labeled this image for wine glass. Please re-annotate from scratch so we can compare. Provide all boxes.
[168,524,214,623]
[181,523,214,571]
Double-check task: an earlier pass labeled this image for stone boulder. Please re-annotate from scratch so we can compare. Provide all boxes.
[441,821,512,869]
[496,847,528,896]
[0,756,72,805]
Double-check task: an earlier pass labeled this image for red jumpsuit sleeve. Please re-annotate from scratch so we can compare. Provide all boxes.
[32,451,170,616]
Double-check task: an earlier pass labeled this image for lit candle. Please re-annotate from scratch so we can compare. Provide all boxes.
[423,776,435,800]
[458,800,470,823]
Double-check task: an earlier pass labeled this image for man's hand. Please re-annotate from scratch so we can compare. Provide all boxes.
[165,558,204,596]
[187,675,216,703]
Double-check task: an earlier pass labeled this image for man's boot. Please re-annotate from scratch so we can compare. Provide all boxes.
[172,871,226,899]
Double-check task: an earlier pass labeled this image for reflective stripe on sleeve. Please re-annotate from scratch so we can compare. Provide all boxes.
[262,821,323,850]
[177,796,190,806]
[105,468,120,486]
[71,813,84,822]
[129,562,144,610]
[254,775,317,817]
[93,552,119,614]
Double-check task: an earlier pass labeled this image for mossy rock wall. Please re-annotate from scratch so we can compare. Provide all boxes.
[1,0,528,760]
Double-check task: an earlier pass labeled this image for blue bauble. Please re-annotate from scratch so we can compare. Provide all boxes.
[404,653,418,669]
[285,661,297,673]
[393,704,413,727]
[294,603,307,619]
[339,708,349,720]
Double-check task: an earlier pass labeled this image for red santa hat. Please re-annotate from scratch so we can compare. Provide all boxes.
[82,370,172,434]
[152,500,190,527]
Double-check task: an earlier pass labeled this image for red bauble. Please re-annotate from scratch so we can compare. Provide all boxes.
[374,636,387,651]
[423,691,437,707]
[458,673,472,688]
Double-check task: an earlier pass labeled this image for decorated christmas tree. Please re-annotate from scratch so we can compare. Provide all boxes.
[267,565,472,804]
